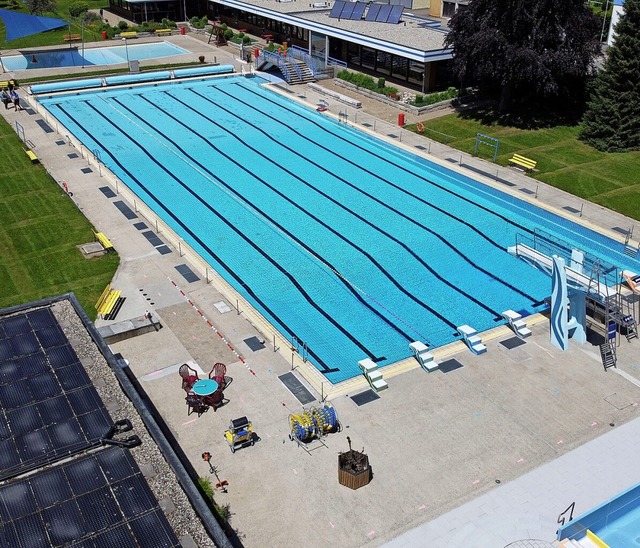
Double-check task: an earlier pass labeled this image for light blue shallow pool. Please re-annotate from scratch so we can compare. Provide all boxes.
[1,42,188,70]
[38,76,640,382]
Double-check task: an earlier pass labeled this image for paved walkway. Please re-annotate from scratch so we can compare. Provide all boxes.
[3,38,640,548]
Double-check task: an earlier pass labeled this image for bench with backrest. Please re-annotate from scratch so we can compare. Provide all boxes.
[0,80,17,89]
[155,28,172,36]
[508,153,537,172]
[95,284,122,317]
[120,31,138,38]
[64,34,81,42]
[24,149,39,163]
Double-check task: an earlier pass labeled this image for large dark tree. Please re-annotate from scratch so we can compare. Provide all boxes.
[580,0,640,152]
[445,0,601,115]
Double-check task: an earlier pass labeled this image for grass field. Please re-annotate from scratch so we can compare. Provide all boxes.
[0,119,119,317]
[413,110,640,222]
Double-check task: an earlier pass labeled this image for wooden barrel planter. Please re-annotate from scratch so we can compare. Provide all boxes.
[338,437,371,490]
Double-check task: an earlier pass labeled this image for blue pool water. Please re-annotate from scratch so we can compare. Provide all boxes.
[38,76,640,382]
[1,42,188,71]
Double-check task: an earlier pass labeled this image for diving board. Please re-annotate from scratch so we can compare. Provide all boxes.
[622,270,640,295]
[508,243,617,299]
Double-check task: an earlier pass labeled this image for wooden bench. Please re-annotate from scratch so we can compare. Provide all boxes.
[94,231,114,251]
[508,153,537,171]
[24,149,39,163]
[120,31,138,38]
[95,285,122,317]
[63,34,81,42]
[155,28,172,36]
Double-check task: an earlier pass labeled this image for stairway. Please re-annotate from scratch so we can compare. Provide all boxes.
[283,60,315,85]
[599,342,617,370]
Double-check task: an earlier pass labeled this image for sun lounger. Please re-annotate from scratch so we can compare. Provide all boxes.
[622,270,640,295]
[457,325,487,355]
[502,309,532,338]
[409,341,438,372]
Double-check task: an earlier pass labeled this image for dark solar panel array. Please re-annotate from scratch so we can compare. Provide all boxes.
[0,446,180,547]
[377,4,393,22]
[351,2,367,20]
[340,2,357,19]
[387,4,404,24]
[329,0,345,18]
[0,309,112,480]
[365,3,381,21]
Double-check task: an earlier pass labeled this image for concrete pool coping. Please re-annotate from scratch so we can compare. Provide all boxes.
[4,38,640,548]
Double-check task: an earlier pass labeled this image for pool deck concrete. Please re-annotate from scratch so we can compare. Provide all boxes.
[3,34,640,548]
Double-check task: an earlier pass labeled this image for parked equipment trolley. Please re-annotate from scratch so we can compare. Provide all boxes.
[224,416,254,453]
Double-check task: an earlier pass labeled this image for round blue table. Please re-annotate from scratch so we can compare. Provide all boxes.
[192,379,218,396]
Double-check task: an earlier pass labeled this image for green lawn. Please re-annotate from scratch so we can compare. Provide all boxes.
[0,119,119,316]
[412,112,640,221]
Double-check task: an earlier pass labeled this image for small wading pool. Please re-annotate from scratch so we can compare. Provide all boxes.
[0,42,189,70]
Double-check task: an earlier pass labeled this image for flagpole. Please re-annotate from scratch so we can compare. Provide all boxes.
[81,18,85,68]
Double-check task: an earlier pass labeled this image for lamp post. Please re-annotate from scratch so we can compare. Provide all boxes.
[600,0,611,43]
[122,37,130,72]
[183,0,187,22]
[81,18,85,68]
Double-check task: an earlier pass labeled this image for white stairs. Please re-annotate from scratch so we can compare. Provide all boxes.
[409,341,438,372]
[358,358,388,392]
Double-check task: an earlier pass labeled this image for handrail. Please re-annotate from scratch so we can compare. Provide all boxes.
[557,501,575,527]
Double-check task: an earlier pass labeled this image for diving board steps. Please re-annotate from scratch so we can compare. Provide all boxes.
[556,528,610,547]
[358,358,388,392]
[599,342,617,370]
[409,341,438,372]
[502,309,532,338]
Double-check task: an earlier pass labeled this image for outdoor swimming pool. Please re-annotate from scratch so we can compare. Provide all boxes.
[37,76,640,382]
[0,42,188,71]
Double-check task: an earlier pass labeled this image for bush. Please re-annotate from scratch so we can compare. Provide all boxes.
[223,28,234,40]
[242,35,252,44]
[377,77,385,89]
[68,0,89,18]
[118,20,128,31]
[411,86,458,107]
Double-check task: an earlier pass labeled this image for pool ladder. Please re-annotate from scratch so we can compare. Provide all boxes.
[291,336,308,362]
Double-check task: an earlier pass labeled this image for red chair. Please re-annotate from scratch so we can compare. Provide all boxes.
[209,362,232,390]
[203,388,228,412]
[186,391,208,416]
[179,364,199,392]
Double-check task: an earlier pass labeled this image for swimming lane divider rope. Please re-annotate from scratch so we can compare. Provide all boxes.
[56,101,342,373]
[220,83,537,307]
[112,94,422,345]
[184,87,504,321]
[147,90,459,334]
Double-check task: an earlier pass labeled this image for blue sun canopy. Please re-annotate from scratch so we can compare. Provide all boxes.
[0,9,67,41]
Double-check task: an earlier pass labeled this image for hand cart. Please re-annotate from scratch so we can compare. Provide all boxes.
[224,416,254,453]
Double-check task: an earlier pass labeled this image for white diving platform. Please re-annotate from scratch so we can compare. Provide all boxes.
[358,358,388,392]
[502,310,532,338]
[508,243,618,299]
[622,270,640,295]
[457,325,487,355]
[409,341,438,372]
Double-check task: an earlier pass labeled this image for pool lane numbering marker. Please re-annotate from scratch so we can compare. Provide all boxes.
[169,277,255,375]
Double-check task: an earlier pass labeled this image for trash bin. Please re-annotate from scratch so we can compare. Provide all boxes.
[101,31,108,40]
[398,113,405,126]
[180,26,185,35]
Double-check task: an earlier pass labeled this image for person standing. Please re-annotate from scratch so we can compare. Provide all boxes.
[1,89,10,109]
[10,89,21,111]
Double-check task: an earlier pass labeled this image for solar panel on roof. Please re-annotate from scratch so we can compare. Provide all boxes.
[27,308,57,330]
[340,2,356,19]
[388,4,404,23]
[376,4,393,22]
[57,362,91,391]
[1,315,31,337]
[365,3,381,21]
[47,344,79,370]
[351,2,366,19]
[329,0,345,17]
[36,325,68,349]
[130,510,180,548]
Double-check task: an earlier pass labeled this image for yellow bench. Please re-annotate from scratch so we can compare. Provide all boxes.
[98,289,122,317]
[63,34,81,42]
[95,284,112,312]
[0,80,17,89]
[508,153,537,171]
[155,28,172,36]
[94,231,114,251]
[120,31,138,38]
[24,149,39,163]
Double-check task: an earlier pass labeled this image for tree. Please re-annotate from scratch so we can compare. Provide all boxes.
[27,0,56,15]
[580,0,640,152]
[445,0,601,115]
[68,0,89,18]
